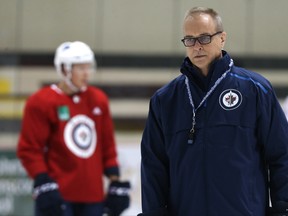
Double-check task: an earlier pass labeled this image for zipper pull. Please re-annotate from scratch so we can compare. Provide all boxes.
[188,128,194,145]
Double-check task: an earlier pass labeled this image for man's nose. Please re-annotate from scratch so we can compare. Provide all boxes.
[193,40,203,51]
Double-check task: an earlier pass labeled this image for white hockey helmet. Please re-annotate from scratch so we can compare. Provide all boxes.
[54,41,96,76]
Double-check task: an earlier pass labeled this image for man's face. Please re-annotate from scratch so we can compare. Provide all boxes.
[70,63,93,89]
[183,13,226,74]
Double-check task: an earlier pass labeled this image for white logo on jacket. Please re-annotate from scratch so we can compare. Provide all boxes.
[64,114,97,158]
[219,89,242,110]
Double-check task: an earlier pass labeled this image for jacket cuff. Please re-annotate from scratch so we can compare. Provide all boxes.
[104,166,120,177]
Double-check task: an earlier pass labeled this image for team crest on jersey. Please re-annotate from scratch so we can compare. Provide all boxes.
[219,89,242,110]
[64,114,97,158]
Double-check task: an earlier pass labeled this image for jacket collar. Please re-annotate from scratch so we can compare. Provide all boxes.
[180,50,231,92]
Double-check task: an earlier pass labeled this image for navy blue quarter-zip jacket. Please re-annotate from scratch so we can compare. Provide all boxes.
[140,51,288,216]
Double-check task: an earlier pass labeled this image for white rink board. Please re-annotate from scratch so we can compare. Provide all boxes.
[116,143,142,216]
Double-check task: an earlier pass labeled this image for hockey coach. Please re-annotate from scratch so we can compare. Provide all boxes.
[138,7,288,216]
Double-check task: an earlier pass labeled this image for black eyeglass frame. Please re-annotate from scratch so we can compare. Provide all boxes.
[181,31,223,47]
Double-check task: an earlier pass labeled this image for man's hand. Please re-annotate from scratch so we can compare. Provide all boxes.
[104,181,131,216]
[33,173,65,216]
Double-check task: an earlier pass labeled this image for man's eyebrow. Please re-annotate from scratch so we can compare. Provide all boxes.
[184,33,211,38]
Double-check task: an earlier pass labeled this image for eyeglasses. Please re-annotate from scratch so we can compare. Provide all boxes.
[181,31,223,47]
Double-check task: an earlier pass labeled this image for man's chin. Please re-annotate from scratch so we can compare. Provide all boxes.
[79,85,88,92]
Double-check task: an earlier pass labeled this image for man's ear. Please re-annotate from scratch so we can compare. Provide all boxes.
[220,31,227,49]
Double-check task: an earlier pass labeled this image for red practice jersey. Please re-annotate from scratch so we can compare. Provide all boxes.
[17,84,119,202]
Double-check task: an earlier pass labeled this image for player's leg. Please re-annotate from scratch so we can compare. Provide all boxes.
[34,201,73,216]
[82,203,104,216]
[72,202,104,216]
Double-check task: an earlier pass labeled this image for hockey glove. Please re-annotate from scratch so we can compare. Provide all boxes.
[137,207,168,216]
[33,173,65,216]
[269,201,288,216]
[104,181,131,216]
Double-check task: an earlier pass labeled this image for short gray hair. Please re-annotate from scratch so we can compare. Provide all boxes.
[184,7,224,32]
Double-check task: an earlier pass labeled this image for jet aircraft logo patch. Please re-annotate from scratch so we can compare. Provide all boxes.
[219,89,242,110]
[64,114,97,158]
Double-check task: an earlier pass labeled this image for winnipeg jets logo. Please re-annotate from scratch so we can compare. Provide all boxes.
[219,89,242,110]
[64,114,97,158]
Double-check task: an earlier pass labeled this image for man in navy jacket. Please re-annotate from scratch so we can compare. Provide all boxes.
[138,7,288,216]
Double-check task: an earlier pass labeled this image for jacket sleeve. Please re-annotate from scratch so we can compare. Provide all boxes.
[17,95,51,178]
[257,87,288,206]
[282,96,288,121]
[140,95,169,213]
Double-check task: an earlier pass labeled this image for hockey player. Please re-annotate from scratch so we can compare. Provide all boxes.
[138,7,288,216]
[17,41,130,216]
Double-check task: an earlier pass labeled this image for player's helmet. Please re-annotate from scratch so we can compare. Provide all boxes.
[54,41,95,77]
